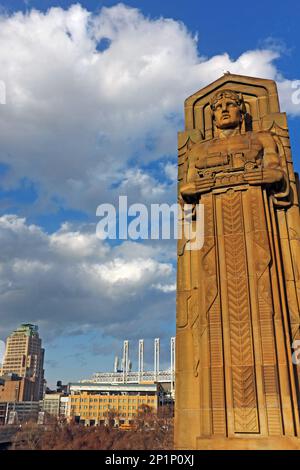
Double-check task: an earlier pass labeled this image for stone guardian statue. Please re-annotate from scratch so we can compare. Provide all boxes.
[175,74,300,449]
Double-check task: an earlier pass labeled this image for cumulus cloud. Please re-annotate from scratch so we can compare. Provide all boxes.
[0,3,298,214]
[0,214,175,341]
[152,282,176,293]
[164,163,177,183]
[0,3,300,375]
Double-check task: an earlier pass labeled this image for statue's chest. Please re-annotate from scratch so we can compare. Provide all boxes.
[193,135,263,173]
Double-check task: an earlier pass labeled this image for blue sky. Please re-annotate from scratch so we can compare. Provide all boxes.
[0,0,299,387]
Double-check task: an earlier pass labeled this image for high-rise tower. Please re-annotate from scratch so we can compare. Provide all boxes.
[0,324,45,400]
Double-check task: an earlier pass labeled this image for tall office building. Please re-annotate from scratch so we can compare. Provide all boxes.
[0,324,45,400]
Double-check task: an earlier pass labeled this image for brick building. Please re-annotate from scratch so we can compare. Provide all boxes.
[68,383,158,425]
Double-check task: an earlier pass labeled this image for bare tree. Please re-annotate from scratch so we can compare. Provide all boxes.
[10,410,174,450]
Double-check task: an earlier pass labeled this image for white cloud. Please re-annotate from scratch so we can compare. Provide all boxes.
[0,3,298,214]
[164,162,177,182]
[117,169,167,203]
[50,224,109,258]
[98,257,172,285]
[0,214,175,340]
[152,282,176,293]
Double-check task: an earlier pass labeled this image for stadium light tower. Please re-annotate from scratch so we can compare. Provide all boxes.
[154,338,160,381]
[122,340,129,383]
[138,339,144,383]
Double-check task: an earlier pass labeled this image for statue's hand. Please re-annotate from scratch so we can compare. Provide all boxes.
[180,174,215,201]
[244,167,284,185]
[262,167,284,184]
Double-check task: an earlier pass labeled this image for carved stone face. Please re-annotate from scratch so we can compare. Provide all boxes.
[213,97,242,129]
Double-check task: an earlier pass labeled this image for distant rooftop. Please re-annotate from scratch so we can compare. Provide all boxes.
[69,382,158,393]
[0,373,22,381]
[13,324,39,336]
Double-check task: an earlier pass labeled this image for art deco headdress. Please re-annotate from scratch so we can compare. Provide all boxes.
[210,89,246,115]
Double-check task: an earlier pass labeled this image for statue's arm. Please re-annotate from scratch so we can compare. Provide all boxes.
[244,132,285,185]
[260,132,284,182]
[180,143,216,202]
[180,163,215,202]
[180,165,197,202]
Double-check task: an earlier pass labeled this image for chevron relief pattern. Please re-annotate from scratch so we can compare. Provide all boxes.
[231,366,258,433]
[222,191,259,433]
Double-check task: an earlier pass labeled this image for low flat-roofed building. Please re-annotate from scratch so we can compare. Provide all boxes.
[41,393,69,419]
[0,374,37,402]
[0,401,40,424]
[60,396,69,418]
[68,383,158,426]
[42,393,60,417]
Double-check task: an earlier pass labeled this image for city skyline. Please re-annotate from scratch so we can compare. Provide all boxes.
[0,322,175,388]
